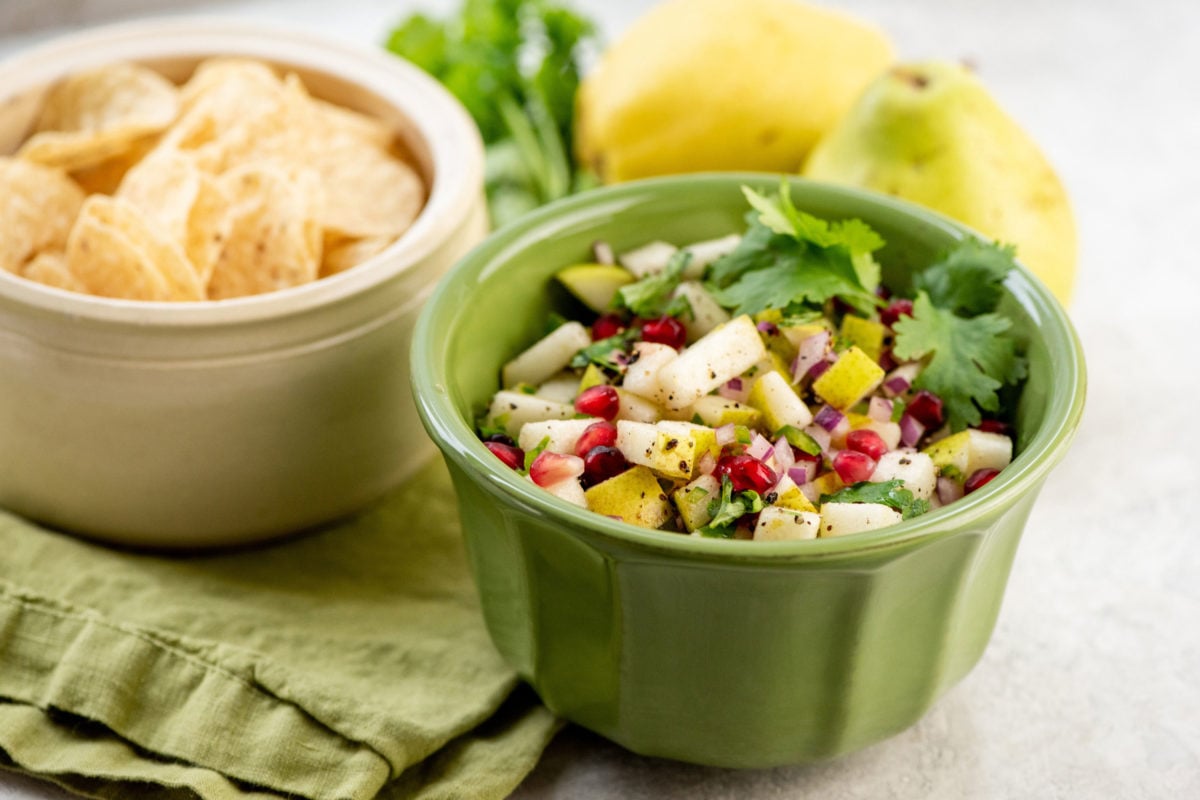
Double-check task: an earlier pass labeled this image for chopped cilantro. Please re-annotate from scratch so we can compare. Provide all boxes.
[914,239,1019,316]
[614,250,693,318]
[820,479,930,519]
[893,293,1027,430]
[691,413,705,425]
[522,435,551,473]
[698,476,763,537]
[477,413,509,440]
[569,328,638,372]
[706,183,885,317]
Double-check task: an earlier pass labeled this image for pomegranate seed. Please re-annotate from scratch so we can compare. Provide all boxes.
[978,419,1011,436]
[640,315,687,350]
[485,441,524,471]
[581,446,630,487]
[574,421,618,457]
[845,429,889,461]
[575,385,620,420]
[715,454,777,494]
[592,313,626,341]
[833,450,876,484]
[881,298,914,327]
[878,348,898,372]
[907,390,945,428]
[529,451,584,487]
[964,468,1001,494]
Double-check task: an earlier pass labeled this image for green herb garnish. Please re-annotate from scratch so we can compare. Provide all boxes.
[914,239,1018,316]
[477,413,510,440]
[569,327,639,372]
[614,251,693,318]
[698,475,764,537]
[820,480,930,519]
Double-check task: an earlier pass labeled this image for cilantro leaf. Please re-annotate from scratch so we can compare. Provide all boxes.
[705,184,885,317]
[614,251,692,318]
[698,476,764,537]
[476,413,510,440]
[820,480,930,519]
[569,328,638,372]
[893,293,1027,430]
[914,239,1020,316]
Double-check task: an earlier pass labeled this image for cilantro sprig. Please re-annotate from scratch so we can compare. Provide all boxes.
[614,251,693,319]
[706,184,885,317]
[820,480,930,519]
[893,238,1027,431]
[569,327,639,372]
[698,475,764,537]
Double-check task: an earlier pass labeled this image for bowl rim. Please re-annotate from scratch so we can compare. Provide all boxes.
[413,173,1087,562]
[0,17,484,327]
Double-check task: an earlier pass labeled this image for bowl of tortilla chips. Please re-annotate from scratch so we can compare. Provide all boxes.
[0,20,486,548]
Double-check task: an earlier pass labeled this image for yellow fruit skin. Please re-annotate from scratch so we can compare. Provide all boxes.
[576,0,893,182]
[804,61,1077,304]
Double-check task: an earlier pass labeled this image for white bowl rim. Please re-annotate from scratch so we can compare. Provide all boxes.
[0,17,484,328]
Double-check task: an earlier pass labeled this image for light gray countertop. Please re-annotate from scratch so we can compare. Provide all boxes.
[2,1,1198,798]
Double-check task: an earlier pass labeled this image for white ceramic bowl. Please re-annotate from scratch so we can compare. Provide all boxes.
[0,20,487,548]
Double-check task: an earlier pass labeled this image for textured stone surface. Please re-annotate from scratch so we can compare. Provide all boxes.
[2,1,1198,798]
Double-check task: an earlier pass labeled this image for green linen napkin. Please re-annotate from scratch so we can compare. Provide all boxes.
[0,458,559,800]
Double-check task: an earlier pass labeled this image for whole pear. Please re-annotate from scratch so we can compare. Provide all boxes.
[576,0,892,182]
[804,61,1077,303]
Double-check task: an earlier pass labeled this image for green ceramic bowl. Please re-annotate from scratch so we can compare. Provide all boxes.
[411,175,1085,768]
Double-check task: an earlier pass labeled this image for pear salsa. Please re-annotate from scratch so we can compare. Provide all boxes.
[477,186,1027,540]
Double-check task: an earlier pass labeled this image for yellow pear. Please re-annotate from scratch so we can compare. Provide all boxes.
[804,61,1077,303]
[576,0,893,182]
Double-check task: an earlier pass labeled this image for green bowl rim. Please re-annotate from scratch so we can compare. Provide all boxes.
[412,173,1086,563]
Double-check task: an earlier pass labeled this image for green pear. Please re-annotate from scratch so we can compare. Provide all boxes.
[803,61,1077,303]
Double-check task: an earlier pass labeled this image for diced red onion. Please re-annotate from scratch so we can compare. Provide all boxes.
[899,413,926,447]
[868,396,894,423]
[757,320,778,334]
[698,451,717,476]
[717,378,749,402]
[814,405,844,432]
[592,240,615,265]
[773,436,795,473]
[882,363,921,398]
[807,359,832,380]
[747,434,774,462]
[792,331,831,383]
[715,424,737,447]
[803,424,831,453]
[937,476,964,505]
[613,352,630,366]
[788,463,817,486]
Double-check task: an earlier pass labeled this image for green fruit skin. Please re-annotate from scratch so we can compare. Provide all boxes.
[804,61,1077,304]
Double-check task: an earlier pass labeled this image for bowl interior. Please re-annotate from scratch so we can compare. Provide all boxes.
[415,174,1085,557]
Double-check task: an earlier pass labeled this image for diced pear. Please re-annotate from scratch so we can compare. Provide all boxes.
[535,371,581,404]
[530,473,587,507]
[656,315,767,410]
[555,264,634,312]
[870,450,937,500]
[615,389,662,422]
[680,234,740,278]
[622,342,678,403]
[502,321,591,388]
[812,345,885,410]
[487,391,575,437]
[518,417,603,455]
[616,420,715,480]
[674,473,720,532]
[840,315,887,361]
[673,281,730,342]
[747,371,813,432]
[754,506,821,541]
[584,465,672,528]
[923,429,1013,479]
[802,471,844,503]
[771,475,818,513]
[579,363,609,391]
[818,502,903,537]
[618,240,678,278]
[687,395,762,428]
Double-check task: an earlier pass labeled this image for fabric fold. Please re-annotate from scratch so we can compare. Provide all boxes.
[0,458,555,799]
